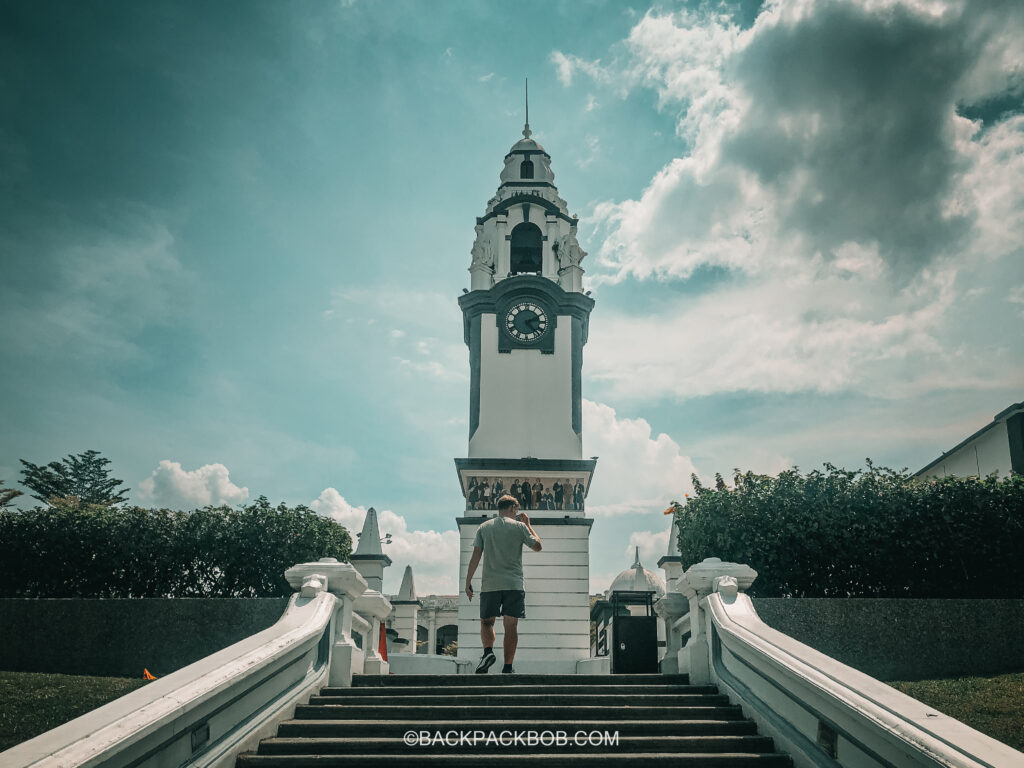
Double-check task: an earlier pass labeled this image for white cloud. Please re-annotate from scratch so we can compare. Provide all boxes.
[582,399,698,516]
[626,528,670,569]
[479,72,494,82]
[311,488,460,596]
[550,51,575,87]
[138,460,249,509]
[568,2,1024,403]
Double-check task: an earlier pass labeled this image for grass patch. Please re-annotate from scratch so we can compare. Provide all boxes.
[0,671,151,752]
[889,672,1024,751]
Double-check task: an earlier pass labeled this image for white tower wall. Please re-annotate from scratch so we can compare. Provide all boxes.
[469,316,579,459]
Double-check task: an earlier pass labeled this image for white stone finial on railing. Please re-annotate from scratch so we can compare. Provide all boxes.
[714,575,739,600]
[299,573,326,597]
[285,557,368,599]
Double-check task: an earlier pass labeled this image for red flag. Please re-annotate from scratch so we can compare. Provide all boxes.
[378,622,388,662]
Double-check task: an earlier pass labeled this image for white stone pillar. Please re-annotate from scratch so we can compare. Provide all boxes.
[427,610,437,655]
[392,602,420,653]
[470,262,494,291]
[355,589,394,676]
[659,556,684,595]
[496,213,509,278]
[559,263,584,293]
[653,592,688,674]
[543,214,558,279]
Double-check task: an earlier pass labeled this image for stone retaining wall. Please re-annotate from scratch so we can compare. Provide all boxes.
[752,598,1024,681]
[0,598,289,677]
[2,597,1021,681]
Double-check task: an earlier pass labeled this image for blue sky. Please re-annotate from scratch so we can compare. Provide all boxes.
[2,0,1022,595]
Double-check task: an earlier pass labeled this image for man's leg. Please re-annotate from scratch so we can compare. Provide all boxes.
[502,615,518,665]
[480,616,496,650]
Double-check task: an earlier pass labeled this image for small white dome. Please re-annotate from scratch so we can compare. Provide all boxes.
[607,547,666,597]
[509,136,546,154]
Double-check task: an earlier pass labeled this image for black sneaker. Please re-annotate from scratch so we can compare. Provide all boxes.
[501,666,515,674]
[475,650,496,674]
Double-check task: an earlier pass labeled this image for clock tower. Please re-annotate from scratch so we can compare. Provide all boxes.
[455,113,596,673]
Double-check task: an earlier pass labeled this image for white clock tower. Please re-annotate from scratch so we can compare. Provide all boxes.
[455,110,596,673]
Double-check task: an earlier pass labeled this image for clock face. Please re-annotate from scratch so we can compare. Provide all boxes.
[504,301,549,342]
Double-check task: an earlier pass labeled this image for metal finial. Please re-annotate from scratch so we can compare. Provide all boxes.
[523,78,531,138]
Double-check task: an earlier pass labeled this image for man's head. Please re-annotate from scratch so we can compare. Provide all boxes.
[496,495,519,517]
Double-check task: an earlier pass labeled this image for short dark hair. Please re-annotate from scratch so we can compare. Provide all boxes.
[497,495,519,512]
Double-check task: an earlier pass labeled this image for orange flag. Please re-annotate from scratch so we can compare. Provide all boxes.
[143,668,157,680]
[378,622,388,662]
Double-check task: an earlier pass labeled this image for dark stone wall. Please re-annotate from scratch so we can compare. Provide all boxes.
[0,598,289,678]
[752,598,1024,681]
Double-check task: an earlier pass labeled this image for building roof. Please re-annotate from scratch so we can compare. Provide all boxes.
[607,547,666,597]
[508,136,548,155]
[914,401,1023,477]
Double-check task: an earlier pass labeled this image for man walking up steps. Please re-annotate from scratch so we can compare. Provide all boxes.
[464,494,542,673]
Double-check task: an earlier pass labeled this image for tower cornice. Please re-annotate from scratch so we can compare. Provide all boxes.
[477,190,574,226]
[458,274,594,346]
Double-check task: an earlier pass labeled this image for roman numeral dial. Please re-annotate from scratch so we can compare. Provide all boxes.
[504,301,549,342]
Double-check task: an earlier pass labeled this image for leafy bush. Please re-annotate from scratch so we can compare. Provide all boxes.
[0,496,352,598]
[674,463,1024,598]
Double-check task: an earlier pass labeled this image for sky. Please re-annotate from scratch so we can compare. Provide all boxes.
[2,0,1022,597]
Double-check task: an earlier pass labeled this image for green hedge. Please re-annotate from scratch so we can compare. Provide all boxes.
[0,496,352,598]
[675,464,1024,598]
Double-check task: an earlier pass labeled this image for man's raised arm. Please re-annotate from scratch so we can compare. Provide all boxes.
[517,511,542,552]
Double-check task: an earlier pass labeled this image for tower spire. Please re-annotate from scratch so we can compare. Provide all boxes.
[523,78,531,139]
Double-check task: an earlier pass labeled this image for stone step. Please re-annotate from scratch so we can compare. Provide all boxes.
[257,734,777,755]
[308,693,731,706]
[293,704,745,721]
[321,684,718,696]
[351,674,689,687]
[236,752,793,766]
[278,719,761,738]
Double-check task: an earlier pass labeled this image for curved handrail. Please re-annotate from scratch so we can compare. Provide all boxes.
[704,590,1023,768]
[0,591,337,768]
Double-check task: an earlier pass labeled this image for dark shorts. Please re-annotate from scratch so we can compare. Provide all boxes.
[480,589,526,619]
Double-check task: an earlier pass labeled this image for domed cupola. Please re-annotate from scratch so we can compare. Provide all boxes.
[607,547,666,599]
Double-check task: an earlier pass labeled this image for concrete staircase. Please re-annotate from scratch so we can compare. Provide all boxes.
[235,673,792,766]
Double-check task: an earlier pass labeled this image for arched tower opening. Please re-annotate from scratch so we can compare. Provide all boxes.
[520,159,534,179]
[510,222,543,274]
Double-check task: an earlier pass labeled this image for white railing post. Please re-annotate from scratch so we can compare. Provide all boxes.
[285,557,367,687]
[355,589,393,675]
[676,557,758,684]
[653,591,689,674]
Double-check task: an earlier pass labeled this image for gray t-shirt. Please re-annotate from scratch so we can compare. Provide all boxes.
[472,515,537,592]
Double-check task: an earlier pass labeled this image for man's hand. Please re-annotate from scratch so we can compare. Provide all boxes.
[516,511,530,524]
[465,582,474,601]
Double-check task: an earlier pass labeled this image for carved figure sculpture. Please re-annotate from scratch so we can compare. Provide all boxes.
[470,224,494,268]
[555,233,586,268]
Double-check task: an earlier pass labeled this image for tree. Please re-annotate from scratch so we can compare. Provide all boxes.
[0,479,22,509]
[19,450,129,506]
